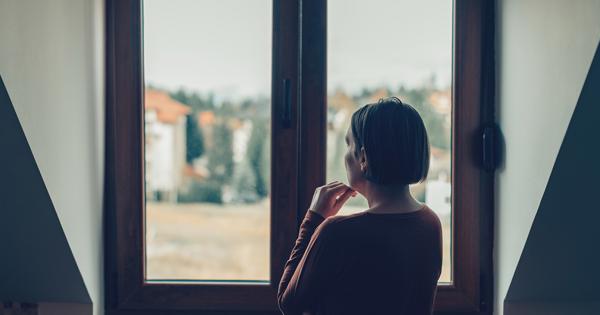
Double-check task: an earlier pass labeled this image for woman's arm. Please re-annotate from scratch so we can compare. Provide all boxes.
[278,182,354,314]
[277,210,338,315]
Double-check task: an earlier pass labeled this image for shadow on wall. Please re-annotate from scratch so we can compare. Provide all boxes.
[504,42,600,314]
[0,76,90,310]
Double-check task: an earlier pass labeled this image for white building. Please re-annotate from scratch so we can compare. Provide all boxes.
[145,89,190,202]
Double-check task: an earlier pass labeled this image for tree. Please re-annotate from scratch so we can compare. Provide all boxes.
[397,86,450,150]
[246,119,269,198]
[231,159,258,202]
[185,114,205,164]
[207,122,234,185]
[170,89,215,112]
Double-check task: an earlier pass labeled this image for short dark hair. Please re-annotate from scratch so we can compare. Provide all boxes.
[350,97,430,185]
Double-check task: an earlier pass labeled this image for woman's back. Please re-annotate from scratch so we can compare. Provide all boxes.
[278,206,442,315]
[278,98,442,314]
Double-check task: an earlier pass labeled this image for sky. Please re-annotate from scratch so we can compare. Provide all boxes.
[143,0,452,99]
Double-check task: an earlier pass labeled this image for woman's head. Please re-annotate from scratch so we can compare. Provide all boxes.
[344,97,430,192]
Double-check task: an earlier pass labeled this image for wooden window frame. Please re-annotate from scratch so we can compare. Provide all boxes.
[105,0,495,314]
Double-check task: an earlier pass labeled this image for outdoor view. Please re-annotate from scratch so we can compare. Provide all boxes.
[143,0,272,281]
[327,0,453,282]
[144,0,452,283]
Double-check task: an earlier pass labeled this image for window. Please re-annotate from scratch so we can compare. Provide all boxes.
[326,0,453,283]
[105,0,494,314]
[143,0,272,282]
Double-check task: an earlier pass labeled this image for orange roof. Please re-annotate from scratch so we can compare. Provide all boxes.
[198,111,216,126]
[368,88,390,103]
[145,89,190,124]
[428,90,451,115]
[431,146,450,159]
[328,89,355,110]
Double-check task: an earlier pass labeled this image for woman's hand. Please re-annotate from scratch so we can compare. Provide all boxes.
[308,181,357,218]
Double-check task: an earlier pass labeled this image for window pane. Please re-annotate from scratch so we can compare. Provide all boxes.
[143,0,272,281]
[327,0,452,283]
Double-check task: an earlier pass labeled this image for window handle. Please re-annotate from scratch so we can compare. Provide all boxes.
[482,124,501,172]
[282,78,292,128]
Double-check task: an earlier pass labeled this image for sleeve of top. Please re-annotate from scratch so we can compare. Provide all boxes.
[277,210,340,315]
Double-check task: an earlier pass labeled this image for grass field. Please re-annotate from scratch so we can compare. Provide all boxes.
[146,201,452,283]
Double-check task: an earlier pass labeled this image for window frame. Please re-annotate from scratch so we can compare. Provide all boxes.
[298,1,494,314]
[105,0,300,312]
[105,0,495,314]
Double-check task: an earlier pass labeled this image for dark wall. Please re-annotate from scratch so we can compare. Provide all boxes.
[505,42,600,313]
[0,76,90,303]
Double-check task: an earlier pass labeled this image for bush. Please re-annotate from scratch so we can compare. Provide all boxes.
[178,179,223,204]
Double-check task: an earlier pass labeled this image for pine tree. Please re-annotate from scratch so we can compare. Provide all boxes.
[207,122,234,185]
[185,114,205,164]
[246,119,269,198]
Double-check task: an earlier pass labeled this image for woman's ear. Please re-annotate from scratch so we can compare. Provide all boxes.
[359,147,368,172]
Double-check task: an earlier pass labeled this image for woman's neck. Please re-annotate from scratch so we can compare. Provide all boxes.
[364,182,423,214]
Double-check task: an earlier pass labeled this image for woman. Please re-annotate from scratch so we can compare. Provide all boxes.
[278,97,442,315]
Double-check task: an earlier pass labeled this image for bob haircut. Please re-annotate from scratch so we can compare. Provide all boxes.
[350,97,430,186]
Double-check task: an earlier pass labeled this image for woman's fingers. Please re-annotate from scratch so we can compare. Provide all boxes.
[309,181,356,218]
[335,188,354,206]
[324,181,342,188]
[327,184,355,204]
[327,182,352,194]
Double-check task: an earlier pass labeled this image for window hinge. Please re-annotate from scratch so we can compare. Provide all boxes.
[482,124,501,172]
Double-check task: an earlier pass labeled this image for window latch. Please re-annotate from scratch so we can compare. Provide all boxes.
[482,124,501,172]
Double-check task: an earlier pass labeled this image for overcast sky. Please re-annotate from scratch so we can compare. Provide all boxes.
[143,0,452,98]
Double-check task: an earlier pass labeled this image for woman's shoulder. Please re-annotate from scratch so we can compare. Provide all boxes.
[420,205,443,228]
[321,205,442,231]
[326,211,369,226]
[329,206,441,229]
[314,211,366,231]
[311,212,369,246]
[317,211,372,235]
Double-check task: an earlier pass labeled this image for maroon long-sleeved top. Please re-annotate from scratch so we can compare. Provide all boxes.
[278,206,442,315]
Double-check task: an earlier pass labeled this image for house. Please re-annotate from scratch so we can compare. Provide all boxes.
[144,89,190,202]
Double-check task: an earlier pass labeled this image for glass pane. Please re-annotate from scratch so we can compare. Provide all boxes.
[327,0,453,283]
[143,0,272,281]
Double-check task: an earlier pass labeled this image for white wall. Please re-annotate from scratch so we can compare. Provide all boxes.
[495,0,600,314]
[0,0,104,314]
